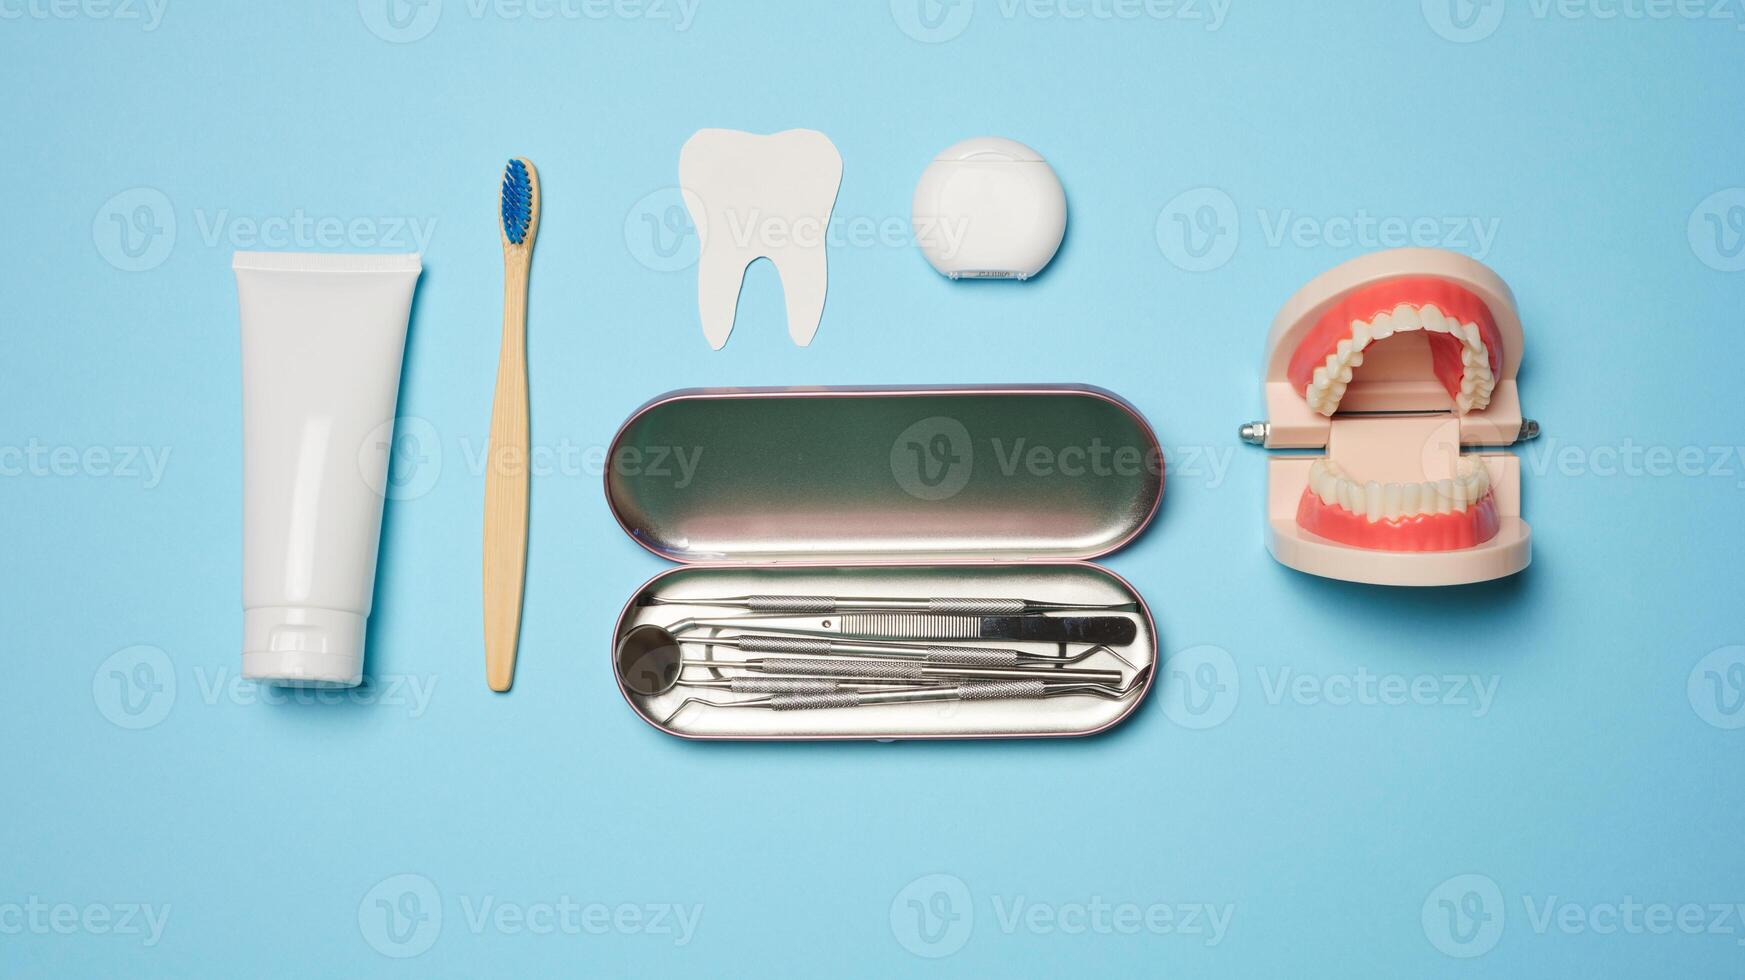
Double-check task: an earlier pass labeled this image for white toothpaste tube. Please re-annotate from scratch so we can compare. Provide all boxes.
[233,251,422,687]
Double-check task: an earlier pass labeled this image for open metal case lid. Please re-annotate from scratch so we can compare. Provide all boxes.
[605,385,1164,564]
[1256,249,1532,586]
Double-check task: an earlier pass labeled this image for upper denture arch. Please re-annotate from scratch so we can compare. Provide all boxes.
[1286,276,1505,418]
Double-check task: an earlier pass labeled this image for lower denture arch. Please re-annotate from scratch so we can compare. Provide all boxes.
[1287,276,1505,418]
[1297,457,1501,552]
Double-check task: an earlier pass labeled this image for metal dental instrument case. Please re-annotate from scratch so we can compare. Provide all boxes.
[605,385,1165,740]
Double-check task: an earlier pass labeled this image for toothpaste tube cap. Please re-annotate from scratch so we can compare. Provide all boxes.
[243,606,366,688]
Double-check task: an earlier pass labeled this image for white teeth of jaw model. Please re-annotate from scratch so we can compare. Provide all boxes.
[679,129,844,349]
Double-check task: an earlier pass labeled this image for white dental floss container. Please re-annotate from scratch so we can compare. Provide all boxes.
[911,137,1067,280]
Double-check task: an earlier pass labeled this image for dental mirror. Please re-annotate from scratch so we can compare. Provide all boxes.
[616,624,685,696]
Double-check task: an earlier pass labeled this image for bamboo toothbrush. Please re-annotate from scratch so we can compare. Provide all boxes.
[484,158,540,692]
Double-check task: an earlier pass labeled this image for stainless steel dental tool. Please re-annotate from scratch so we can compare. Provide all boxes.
[668,628,1134,669]
[660,666,1154,725]
[674,677,935,694]
[614,625,1124,698]
[664,614,1139,647]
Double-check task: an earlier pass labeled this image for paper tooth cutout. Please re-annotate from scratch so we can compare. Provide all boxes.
[679,128,843,348]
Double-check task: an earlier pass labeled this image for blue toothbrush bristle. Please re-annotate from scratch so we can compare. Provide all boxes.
[501,159,532,244]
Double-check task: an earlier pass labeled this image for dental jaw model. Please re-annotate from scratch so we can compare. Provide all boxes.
[679,129,843,348]
[1241,248,1537,585]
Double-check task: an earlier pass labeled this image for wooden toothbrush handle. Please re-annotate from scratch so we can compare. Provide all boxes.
[483,255,531,692]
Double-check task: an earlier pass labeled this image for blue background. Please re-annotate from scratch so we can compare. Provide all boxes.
[4,1,1744,976]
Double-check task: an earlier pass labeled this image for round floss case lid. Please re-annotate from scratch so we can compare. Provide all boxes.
[911,137,1067,280]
